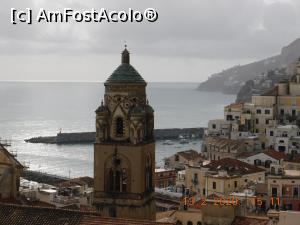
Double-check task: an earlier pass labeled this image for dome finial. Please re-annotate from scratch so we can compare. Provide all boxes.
[121,42,130,64]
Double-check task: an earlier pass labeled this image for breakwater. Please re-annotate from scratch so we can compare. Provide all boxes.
[25,127,204,144]
[22,170,69,185]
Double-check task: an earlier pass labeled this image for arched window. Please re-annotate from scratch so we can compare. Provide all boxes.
[187,221,193,225]
[107,168,128,192]
[105,154,130,193]
[116,117,124,136]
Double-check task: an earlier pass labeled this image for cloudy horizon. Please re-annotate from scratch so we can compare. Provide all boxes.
[1,0,300,82]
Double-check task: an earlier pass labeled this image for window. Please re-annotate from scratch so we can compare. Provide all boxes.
[234,181,238,188]
[213,182,216,189]
[294,187,299,197]
[256,129,259,133]
[292,109,296,116]
[227,115,233,121]
[270,131,274,136]
[187,221,193,225]
[278,146,286,152]
[197,222,202,225]
[212,124,216,129]
[265,160,272,168]
[280,109,284,115]
[257,109,261,114]
[254,159,261,166]
[107,168,128,193]
[203,188,206,195]
[265,109,270,114]
[116,117,124,136]
[272,187,278,197]
[266,119,269,125]
[256,118,259,124]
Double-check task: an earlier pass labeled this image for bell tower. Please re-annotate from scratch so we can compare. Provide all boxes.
[93,47,156,220]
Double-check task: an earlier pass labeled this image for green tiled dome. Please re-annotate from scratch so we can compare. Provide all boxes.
[105,48,146,84]
[105,63,145,84]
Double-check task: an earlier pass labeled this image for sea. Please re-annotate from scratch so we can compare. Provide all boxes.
[0,82,235,178]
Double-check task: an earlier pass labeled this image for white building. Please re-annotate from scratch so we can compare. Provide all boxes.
[207,119,231,137]
[238,149,285,169]
[266,125,300,154]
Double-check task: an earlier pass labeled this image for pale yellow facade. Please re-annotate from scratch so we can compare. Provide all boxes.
[185,165,265,197]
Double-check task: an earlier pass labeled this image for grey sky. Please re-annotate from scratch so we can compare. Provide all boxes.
[1,0,300,82]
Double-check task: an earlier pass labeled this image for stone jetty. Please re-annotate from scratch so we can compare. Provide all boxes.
[25,127,204,144]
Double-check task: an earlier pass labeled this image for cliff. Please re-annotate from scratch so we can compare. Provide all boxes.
[198,38,300,95]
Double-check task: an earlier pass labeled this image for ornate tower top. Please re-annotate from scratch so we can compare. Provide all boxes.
[96,47,154,144]
[105,47,145,84]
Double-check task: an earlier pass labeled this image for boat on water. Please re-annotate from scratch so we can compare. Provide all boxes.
[163,140,174,145]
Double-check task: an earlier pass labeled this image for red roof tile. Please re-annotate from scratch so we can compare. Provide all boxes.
[203,158,265,175]
[231,216,269,225]
[263,149,285,160]
[0,203,174,225]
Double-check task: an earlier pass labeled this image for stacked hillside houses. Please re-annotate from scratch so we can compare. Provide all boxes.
[196,57,300,216]
[204,58,300,156]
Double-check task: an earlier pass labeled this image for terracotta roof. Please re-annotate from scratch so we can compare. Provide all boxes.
[231,216,269,225]
[225,102,244,110]
[80,215,173,225]
[284,154,300,163]
[263,149,285,160]
[237,149,285,160]
[205,137,243,150]
[177,150,202,161]
[0,203,174,225]
[203,158,265,175]
[0,144,24,169]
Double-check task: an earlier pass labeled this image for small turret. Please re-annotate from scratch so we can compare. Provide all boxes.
[121,46,130,64]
